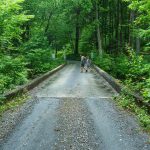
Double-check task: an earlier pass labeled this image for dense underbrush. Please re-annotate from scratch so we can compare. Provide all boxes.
[94,49,150,103]
[0,51,64,96]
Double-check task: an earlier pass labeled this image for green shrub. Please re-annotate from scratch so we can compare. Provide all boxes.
[21,30,49,50]
[25,48,64,78]
[126,50,150,82]
[93,47,150,101]
[0,75,12,94]
[113,55,129,79]
[114,93,150,130]
[0,55,28,94]
[94,53,113,73]
[142,78,150,103]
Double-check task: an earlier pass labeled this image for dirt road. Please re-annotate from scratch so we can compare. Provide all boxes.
[0,62,149,150]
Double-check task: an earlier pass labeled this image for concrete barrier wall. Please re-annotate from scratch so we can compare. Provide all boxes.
[94,65,122,93]
[93,65,150,113]
[4,64,66,100]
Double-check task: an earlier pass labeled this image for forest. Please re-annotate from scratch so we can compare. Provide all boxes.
[0,0,150,105]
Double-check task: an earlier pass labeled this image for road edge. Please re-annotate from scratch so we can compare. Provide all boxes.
[4,63,66,100]
[93,65,122,93]
[93,65,150,113]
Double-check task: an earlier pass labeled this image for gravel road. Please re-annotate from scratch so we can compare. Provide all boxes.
[0,62,149,150]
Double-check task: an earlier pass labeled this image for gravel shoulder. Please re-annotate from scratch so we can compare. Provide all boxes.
[0,97,38,143]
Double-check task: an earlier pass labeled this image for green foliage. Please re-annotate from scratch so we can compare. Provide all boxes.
[25,48,64,78]
[63,44,72,55]
[0,94,28,115]
[94,53,113,73]
[113,55,129,79]
[0,0,33,51]
[0,51,64,95]
[142,78,150,102]
[93,47,150,102]
[124,0,150,49]
[125,48,150,82]
[22,32,49,50]
[94,53,133,79]
[0,55,28,94]
[114,92,150,130]
[0,0,67,96]
[79,24,96,53]
[0,75,12,94]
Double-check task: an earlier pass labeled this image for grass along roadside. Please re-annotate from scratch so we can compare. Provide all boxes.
[114,92,150,132]
[0,94,29,117]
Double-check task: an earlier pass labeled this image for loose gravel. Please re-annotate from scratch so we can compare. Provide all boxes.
[0,97,38,143]
[54,98,104,150]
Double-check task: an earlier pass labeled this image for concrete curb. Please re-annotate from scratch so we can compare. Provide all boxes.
[93,65,150,113]
[4,64,66,100]
[94,65,122,93]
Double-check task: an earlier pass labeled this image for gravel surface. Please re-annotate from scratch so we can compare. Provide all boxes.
[86,98,150,150]
[0,97,38,143]
[0,62,149,150]
[54,98,103,150]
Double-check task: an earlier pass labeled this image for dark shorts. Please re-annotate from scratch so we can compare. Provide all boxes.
[87,64,90,68]
[81,63,84,67]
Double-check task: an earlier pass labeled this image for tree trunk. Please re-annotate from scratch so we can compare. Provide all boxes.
[74,22,79,55]
[115,0,119,51]
[45,12,52,34]
[136,37,140,54]
[22,23,30,42]
[119,1,123,51]
[129,10,135,49]
[96,1,103,56]
[74,9,80,55]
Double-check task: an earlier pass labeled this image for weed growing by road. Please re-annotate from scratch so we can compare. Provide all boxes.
[93,48,150,103]
[0,95,28,116]
[114,93,150,132]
